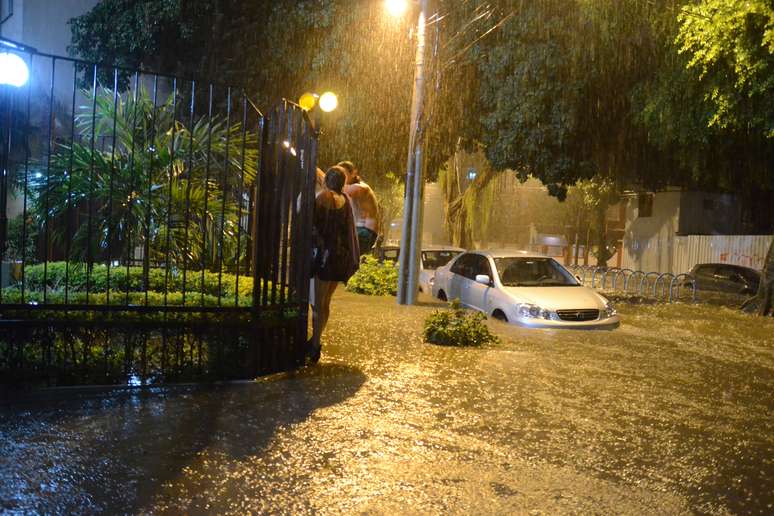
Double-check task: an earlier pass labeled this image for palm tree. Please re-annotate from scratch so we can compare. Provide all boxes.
[33,87,258,272]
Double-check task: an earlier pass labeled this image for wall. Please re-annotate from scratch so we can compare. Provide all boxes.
[672,235,773,273]
[621,190,681,273]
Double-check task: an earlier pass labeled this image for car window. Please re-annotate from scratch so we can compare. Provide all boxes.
[470,255,492,278]
[694,265,717,277]
[715,265,737,280]
[382,249,399,262]
[422,250,461,270]
[450,253,470,276]
[450,253,478,279]
[494,257,579,287]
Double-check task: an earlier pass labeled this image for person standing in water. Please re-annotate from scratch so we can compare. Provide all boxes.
[338,160,380,256]
[308,166,360,363]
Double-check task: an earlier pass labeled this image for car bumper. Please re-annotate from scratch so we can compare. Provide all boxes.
[511,314,620,330]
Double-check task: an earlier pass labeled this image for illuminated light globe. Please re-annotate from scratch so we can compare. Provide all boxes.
[298,92,316,111]
[0,52,30,87]
[318,91,338,113]
[385,0,409,17]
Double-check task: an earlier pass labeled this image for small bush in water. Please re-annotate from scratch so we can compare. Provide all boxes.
[345,255,398,296]
[424,299,500,347]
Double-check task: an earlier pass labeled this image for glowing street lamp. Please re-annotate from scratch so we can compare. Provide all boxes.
[298,92,317,111]
[298,91,338,113]
[318,91,338,113]
[0,52,29,87]
[385,0,409,18]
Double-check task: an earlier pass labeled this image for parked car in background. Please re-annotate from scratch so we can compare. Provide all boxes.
[683,263,760,295]
[374,245,464,293]
[432,250,619,329]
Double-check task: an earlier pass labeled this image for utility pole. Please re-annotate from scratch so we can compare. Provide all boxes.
[397,0,428,305]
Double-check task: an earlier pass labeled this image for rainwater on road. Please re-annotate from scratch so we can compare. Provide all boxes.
[1,291,773,514]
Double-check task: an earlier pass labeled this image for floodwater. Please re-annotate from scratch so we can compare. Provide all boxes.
[1,291,773,514]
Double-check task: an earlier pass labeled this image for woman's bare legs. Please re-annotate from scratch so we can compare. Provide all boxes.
[311,278,339,351]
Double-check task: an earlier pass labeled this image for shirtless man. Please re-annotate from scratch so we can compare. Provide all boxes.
[338,160,379,256]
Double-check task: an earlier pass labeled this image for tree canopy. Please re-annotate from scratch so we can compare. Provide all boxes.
[69,0,774,201]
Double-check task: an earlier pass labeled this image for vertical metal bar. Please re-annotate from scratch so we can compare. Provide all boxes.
[269,103,289,304]
[0,83,12,305]
[298,112,318,327]
[261,106,277,306]
[85,63,99,303]
[19,53,33,303]
[63,62,79,304]
[234,93,248,306]
[42,58,57,304]
[261,108,281,306]
[200,84,214,305]
[181,80,196,305]
[124,71,140,305]
[163,78,178,306]
[143,75,159,306]
[277,107,298,305]
[216,87,232,305]
[251,115,267,311]
[289,110,305,306]
[105,68,120,304]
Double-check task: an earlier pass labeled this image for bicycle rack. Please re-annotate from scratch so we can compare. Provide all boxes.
[639,272,661,297]
[653,273,675,299]
[612,269,634,290]
[669,273,696,303]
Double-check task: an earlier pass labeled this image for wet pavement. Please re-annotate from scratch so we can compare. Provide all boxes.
[1,291,773,514]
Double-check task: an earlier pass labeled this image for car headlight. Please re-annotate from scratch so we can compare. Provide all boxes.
[604,301,617,318]
[517,303,552,320]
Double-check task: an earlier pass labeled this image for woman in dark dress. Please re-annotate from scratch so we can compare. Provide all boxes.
[309,166,360,362]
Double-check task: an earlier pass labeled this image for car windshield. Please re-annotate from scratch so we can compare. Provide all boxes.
[422,250,461,270]
[494,257,579,287]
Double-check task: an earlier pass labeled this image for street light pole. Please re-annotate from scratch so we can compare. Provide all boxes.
[397,0,428,305]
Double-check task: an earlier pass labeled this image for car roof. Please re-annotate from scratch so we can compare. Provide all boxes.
[422,245,465,252]
[468,249,549,259]
[694,263,761,272]
[380,245,465,252]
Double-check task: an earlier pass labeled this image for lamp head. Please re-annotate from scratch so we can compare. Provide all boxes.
[0,52,30,87]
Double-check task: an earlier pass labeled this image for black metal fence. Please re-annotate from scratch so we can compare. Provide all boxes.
[0,42,317,387]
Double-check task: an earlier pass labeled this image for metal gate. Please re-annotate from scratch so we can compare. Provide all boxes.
[0,41,317,387]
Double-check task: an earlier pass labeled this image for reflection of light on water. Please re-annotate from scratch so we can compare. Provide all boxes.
[128,374,142,386]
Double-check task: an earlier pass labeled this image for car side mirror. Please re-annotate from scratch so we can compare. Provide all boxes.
[475,274,491,286]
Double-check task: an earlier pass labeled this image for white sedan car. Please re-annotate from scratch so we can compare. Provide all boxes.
[432,250,620,329]
[376,245,464,294]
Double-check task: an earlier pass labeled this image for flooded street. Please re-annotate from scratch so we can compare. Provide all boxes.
[1,291,773,514]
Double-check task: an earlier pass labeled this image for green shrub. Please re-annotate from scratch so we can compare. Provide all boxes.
[345,255,399,296]
[20,262,256,299]
[423,299,500,347]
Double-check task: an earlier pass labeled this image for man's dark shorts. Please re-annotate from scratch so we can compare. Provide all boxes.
[357,226,377,256]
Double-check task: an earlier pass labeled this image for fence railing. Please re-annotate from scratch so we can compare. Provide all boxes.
[567,265,697,303]
[0,43,317,387]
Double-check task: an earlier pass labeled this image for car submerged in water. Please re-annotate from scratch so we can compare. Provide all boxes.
[375,244,465,294]
[432,250,620,329]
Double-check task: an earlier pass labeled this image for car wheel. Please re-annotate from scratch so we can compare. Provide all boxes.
[492,309,508,322]
[437,290,447,302]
